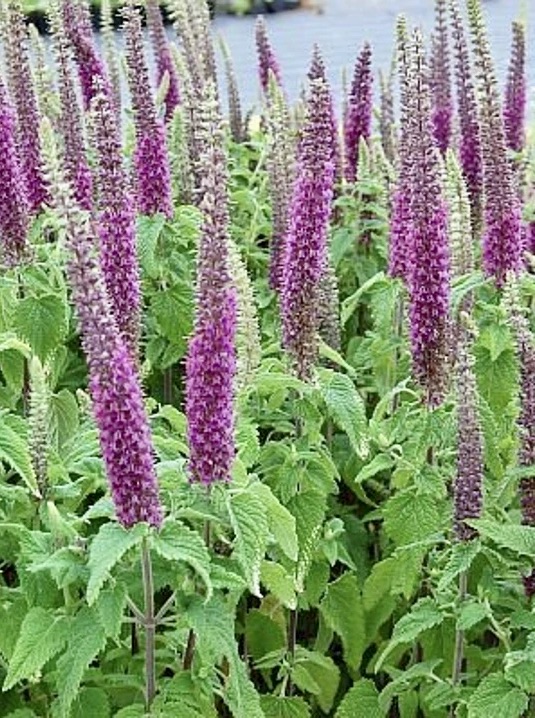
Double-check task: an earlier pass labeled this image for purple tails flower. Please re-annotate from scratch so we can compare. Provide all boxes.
[3,0,47,213]
[281,50,336,380]
[61,0,111,110]
[0,78,30,266]
[41,121,162,529]
[146,0,181,122]
[344,43,373,182]
[255,17,282,93]
[123,5,173,218]
[454,333,484,541]
[504,21,526,154]
[388,17,413,282]
[407,30,451,407]
[50,5,92,210]
[467,0,524,286]
[450,0,483,233]
[430,0,453,154]
[185,83,237,485]
[90,83,141,362]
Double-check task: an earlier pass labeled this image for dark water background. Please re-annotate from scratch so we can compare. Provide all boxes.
[209,0,534,115]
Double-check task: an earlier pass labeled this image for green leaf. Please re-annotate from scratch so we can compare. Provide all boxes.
[152,519,212,598]
[260,696,310,718]
[0,415,38,495]
[95,583,127,640]
[469,517,535,556]
[504,634,535,693]
[376,598,444,670]
[355,454,394,484]
[86,522,147,605]
[137,213,166,276]
[295,649,339,713]
[72,688,110,718]
[55,607,107,718]
[245,610,286,661]
[335,679,382,718]
[228,489,269,597]
[3,607,70,690]
[261,561,297,609]
[287,490,327,592]
[49,389,79,449]
[341,272,387,326]
[467,673,528,718]
[383,489,442,547]
[437,540,481,592]
[320,574,366,670]
[319,369,369,459]
[250,483,298,561]
[14,294,67,362]
[457,600,488,631]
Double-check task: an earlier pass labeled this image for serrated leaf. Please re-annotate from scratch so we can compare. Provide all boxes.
[152,519,211,597]
[95,583,127,640]
[469,518,535,556]
[376,598,444,670]
[72,688,110,718]
[288,490,327,592]
[438,541,481,592]
[228,490,269,596]
[0,416,38,495]
[86,522,147,605]
[261,561,297,609]
[355,454,394,484]
[383,489,442,547]
[341,272,387,326]
[457,600,488,631]
[319,369,369,458]
[3,607,70,690]
[295,649,339,713]
[49,389,79,449]
[335,679,382,718]
[54,607,107,718]
[261,695,310,718]
[504,634,535,693]
[250,483,298,561]
[137,213,166,277]
[14,294,67,362]
[467,673,528,718]
[320,574,365,670]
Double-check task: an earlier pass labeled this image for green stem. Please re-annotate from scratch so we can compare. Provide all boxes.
[451,570,468,690]
[141,538,156,711]
[287,608,298,695]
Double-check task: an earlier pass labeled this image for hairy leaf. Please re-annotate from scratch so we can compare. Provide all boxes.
[320,573,366,670]
[467,673,528,718]
[228,489,269,596]
[335,679,382,718]
[319,369,369,459]
[152,519,212,598]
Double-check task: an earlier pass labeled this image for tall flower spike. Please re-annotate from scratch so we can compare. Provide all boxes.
[430,0,453,154]
[123,4,173,218]
[90,82,141,362]
[28,357,50,497]
[379,62,397,166]
[267,76,295,291]
[281,51,336,380]
[388,16,413,282]
[28,24,58,124]
[407,30,451,406]
[50,2,93,210]
[454,332,484,541]
[2,0,47,213]
[146,0,181,122]
[100,0,121,113]
[503,277,535,596]
[445,150,473,279]
[467,0,524,285]
[0,78,30,266]
[503,21,526,154]
[61,0,111,110]
[255,16,282,93]
[186,0,217,86]
[185,82,237,485]
[344,42,373,183]
[41,118,162,529]
[449,0,483,234]
[220,38,244,143]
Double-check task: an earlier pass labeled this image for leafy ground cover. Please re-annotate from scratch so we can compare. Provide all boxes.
[0,0,534,717]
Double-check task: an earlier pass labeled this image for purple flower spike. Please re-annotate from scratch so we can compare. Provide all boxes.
[3,1,47,213]
[186,83,237,486]
[344,43,373,183]
[0,78,30,266]
[504,21,526,154]
[146,0,181,122]
[91,84,141,362]
[467,0,524,285]
[454,335,484,541]
[123,5,173,218]
[430,0,453,154]
[255,17,282,93]
[62,0,111,110]
[281,50,336,381]
[450,0,483,232]
[43,123,162,528]
[407,31,451,407]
